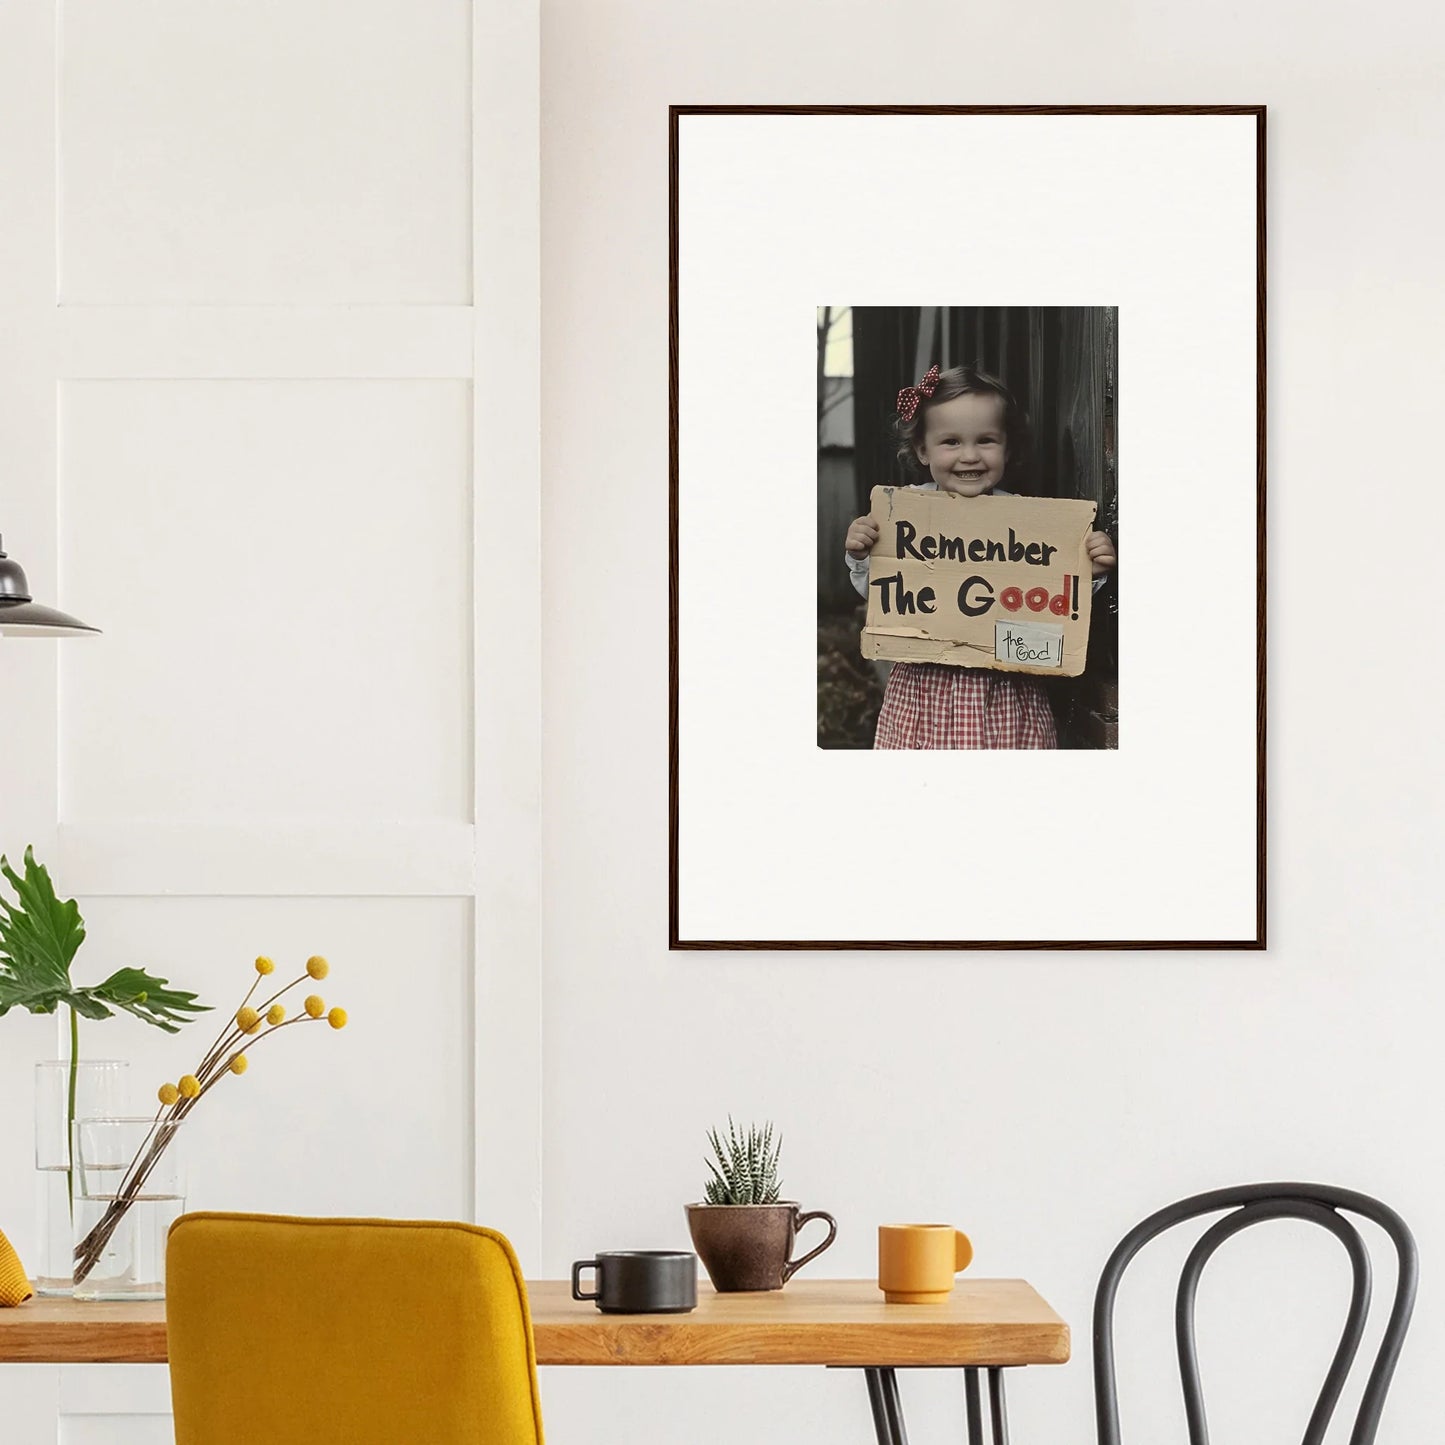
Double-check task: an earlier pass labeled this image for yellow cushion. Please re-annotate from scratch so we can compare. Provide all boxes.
[0,1227,33,1306]
[167,1212,544,1445]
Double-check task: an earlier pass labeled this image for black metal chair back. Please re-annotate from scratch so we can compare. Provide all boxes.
[1093,1183,1416,1445]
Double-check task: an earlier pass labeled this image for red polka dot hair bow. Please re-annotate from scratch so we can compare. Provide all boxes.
[896,364,941,423]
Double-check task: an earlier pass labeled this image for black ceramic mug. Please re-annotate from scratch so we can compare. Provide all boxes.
[570,1250,698,1313]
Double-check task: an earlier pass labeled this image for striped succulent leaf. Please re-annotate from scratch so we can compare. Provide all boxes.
[703,1116,783,1205]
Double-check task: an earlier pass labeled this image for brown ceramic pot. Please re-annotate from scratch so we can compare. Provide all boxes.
[684,1202,837,1292]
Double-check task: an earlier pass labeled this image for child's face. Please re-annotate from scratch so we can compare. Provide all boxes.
[915,392,1008,497]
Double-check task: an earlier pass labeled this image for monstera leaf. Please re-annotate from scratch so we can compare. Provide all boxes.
[0,847,208,1031]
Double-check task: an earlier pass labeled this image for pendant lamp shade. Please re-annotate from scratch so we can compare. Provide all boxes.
[0,534,100,637]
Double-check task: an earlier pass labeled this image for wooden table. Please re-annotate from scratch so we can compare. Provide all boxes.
[0,1279,1069,1444]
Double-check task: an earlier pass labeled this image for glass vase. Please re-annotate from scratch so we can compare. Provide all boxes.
[33,1060,129,1296]
[72,1115,186,1301]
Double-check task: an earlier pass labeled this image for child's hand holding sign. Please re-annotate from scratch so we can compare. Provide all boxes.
[845,515,879,559]
[1086,530,1116,577]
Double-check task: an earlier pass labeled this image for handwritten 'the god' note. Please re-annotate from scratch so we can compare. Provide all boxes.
[860,486,1097,677]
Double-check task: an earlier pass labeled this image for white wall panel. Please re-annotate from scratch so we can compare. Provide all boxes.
[0,1015,64,1273]
[69,896,474,1219]
[471,0,543,1264]
[1,7,65,1434]
[58,379,472,824]
[3,0,540,1437]
[59,0,472,305]
[60,1367,169,1417]
[0,1367,59,1445]
[60,1417,172,1445]
[0,0,60,855]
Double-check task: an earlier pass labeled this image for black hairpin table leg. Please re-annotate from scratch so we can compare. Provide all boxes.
[964,1367,1012,1444]
[863,1365,1011,1445]
[988,1368,1010,1445]
[965,1368,985,1445]
[863,1367,909,1445]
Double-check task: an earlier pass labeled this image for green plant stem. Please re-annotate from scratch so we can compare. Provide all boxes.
[66,1005,79,1215]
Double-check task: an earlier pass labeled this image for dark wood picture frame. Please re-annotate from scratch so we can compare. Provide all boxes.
[669,105,1266,951]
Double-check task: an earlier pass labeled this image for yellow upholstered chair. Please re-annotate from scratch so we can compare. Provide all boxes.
[167,1212,544,1445]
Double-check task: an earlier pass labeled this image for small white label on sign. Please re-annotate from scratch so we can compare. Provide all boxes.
[995,620,1065,668]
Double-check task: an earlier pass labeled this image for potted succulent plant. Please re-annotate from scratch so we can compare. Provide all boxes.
[685,1118,837,1292]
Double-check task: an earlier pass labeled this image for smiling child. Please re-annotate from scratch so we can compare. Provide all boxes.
[845,364,1116,749]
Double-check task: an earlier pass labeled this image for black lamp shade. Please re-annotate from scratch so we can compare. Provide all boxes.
[0,536,100,636]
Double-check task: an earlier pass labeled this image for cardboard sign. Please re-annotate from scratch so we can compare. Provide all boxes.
[860,487,1097,676]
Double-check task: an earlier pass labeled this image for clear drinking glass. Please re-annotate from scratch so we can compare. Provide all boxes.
[33,1060,129,1295]
[71,1115,186,1301]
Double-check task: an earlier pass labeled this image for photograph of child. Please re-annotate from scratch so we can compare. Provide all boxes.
[818,306,1119,750]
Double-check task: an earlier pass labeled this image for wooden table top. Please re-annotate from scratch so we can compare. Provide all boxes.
[0,1279,1068,1368]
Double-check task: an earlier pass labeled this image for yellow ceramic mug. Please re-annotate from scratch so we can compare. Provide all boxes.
[878,1223,974,1303]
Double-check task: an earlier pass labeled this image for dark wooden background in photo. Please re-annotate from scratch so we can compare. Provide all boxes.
[818,305,1118,750]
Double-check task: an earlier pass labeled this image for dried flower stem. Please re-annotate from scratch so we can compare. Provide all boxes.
[72,965,340,1285]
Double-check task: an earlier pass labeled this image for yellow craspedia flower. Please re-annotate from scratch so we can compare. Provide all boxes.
[230,1055,249,1075]
[179,1075,201,1099]
[306,955,330,980]
[267,1004,286,1025]
[305,994,325,1019]
[236,1005,261,1032]
[327,1007,348,1030]
[158,1082,180,1107]
[254,955,275,975]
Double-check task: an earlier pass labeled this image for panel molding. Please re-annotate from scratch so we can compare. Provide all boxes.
[471,0,543,1267]
[1,5,64,1436]
[2,6,546,1436]
[57,821,477,897]
[57,305,476,380]
[0,0,61,853]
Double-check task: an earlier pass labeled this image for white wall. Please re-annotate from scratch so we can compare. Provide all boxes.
[5,0,1443,1442]
[539,3,1443,1444]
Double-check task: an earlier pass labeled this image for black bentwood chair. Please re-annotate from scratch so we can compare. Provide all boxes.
[1093,1183,1417,1445]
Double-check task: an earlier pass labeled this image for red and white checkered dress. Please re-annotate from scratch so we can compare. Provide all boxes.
[874,663,1057,750]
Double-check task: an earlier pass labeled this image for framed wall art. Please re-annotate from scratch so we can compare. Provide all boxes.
[670,106,1265,949]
